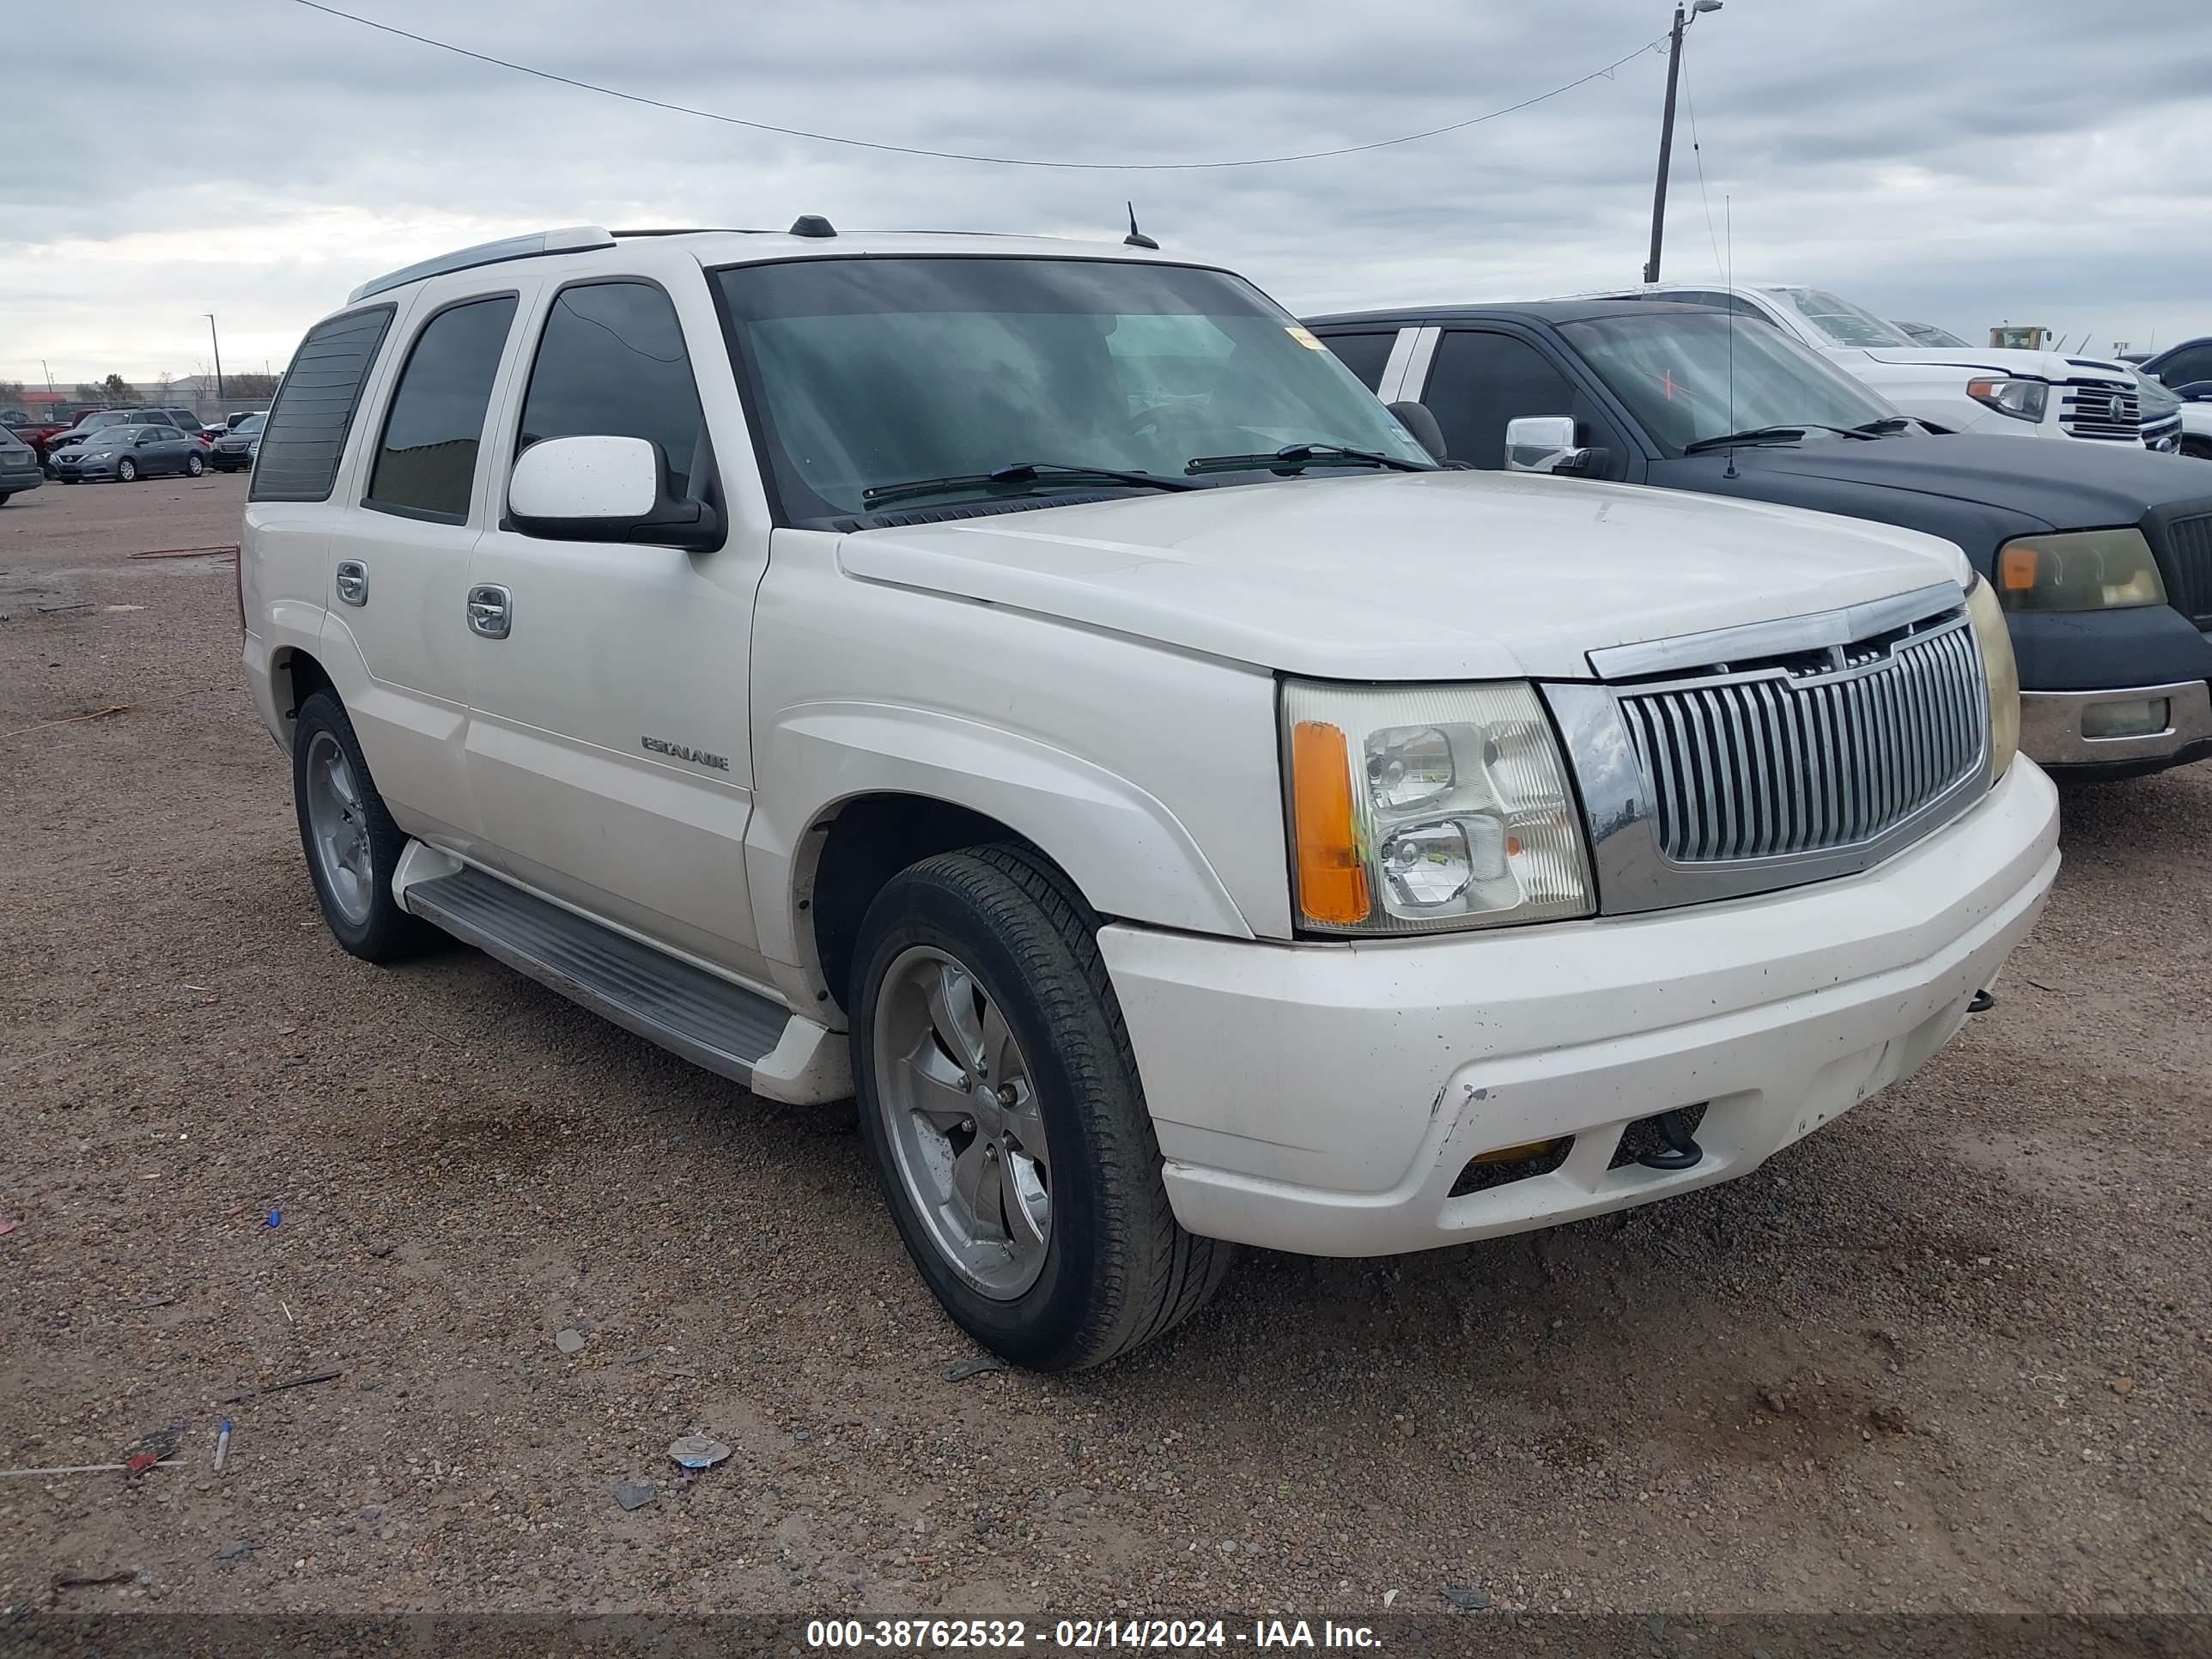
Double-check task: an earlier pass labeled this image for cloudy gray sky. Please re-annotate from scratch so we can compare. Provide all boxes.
[5,0,2209,390]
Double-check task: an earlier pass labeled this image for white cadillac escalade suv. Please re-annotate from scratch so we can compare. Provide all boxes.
[240,222,2060,1370]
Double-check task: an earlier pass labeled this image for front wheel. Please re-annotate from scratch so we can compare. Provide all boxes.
[0,492,10,507]
[117,459,137,482]
[2183,438,2212,462]
[852,845,1231,1371]
[291,690,435,962]
[185,452,205,477]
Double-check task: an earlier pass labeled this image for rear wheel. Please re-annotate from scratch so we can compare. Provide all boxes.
[852,845,1231,1371]
[291,690,435,963]
[117,459,137,483]
[0,492,10,507]
[185,451,205,477]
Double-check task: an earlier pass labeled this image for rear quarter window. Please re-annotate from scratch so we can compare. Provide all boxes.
[1316,331,1399,393]
[251,304,397,502]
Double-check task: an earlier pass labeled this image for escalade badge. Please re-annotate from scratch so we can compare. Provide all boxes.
[641,736,731,772]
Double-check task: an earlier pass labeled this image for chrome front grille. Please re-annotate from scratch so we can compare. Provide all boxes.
[2163,514,2212,629]
[2060,380,2142,441]
[1617,611,1986,866]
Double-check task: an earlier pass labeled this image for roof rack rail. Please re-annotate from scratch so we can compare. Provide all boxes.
[347,226,617,304]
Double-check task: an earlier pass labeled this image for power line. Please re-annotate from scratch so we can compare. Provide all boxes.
[289,0,1664,173]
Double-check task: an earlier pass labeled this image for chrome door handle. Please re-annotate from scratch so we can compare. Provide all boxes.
[334,561,368,607]
[466,583,512,639]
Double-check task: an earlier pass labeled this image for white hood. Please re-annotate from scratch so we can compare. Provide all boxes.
[1855,345,2130,383]
[836,471,1972,682]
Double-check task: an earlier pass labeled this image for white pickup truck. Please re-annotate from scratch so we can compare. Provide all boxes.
[240,223,2059,1370]
[1584,279,2178,450]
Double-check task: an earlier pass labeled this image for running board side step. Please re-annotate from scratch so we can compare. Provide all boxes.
[397,858,848,1104]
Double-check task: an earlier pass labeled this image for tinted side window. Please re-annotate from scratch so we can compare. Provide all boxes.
[2159,346,2212,387]
[1318,331,1399,392]
[1425,331,1580,468]
[252,305,396,502]
[366,295,518,522]
[517,282,705,496]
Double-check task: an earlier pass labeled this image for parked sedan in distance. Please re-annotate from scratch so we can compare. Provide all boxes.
[48,423,209,483]
[44,408,185,471]
[1310,299,2212,778]
[0,425,45,504]
[210,412,264,470]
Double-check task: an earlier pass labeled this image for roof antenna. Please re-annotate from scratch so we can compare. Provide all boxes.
[1123,202,1159,250]
[1723,193,1739,480]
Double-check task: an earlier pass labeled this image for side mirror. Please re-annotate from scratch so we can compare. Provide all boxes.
[1386,400,1449,464]
[1504,415,1607,476]
[507,434,721,552]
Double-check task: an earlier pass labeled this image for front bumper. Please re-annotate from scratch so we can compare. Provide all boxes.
[1103,759,2059,1258]
[2020,681,2212,773]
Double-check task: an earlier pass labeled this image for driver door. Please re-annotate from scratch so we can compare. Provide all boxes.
[463,276,773,981]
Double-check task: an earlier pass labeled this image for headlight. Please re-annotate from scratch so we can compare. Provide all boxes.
[1966,377,2050,422]
[1283,679,1593,935]
[1965,575,2020,782]
[1996,527,2165,612]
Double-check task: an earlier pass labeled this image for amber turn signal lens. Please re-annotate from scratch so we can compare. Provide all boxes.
[1291,720,1371,925]
[1998,544,2039,592]
[1472,1138,1565,1165]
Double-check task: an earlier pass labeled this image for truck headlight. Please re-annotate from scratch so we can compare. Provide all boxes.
[1965,575,2020,781]
[1284,680,1593,934]
[1966,377,2050,422]
[1995,527,2166,612]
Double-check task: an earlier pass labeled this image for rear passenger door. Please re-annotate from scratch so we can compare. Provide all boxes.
[463,276,772,981]
[318,286,524,858]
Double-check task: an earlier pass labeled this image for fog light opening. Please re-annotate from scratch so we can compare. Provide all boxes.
[1450,1137,1572,1197]
[2080,697,2169,740]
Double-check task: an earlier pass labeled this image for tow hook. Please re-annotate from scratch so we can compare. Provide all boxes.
[1635,1109,1705,1171]
[1967,989,1996,1013]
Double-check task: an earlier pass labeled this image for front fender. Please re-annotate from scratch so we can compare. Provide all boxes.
[746,700,1255,975]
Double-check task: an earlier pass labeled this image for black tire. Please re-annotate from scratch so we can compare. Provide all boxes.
[0,492,10,507]
[185,452,205,477]
[117,459,137,483]
[851,844,1232,1370]
[2183,438,2212,462]
[290,690,436,963]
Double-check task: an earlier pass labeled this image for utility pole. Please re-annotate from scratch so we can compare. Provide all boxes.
[204,313,225,404]
[1643,0,1721,285]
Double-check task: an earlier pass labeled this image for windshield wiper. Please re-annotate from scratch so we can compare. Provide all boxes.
[1851,416,1916,435]
[1182,441,1434,477]
[1681,422,1884,454]
[860,460,1201,509]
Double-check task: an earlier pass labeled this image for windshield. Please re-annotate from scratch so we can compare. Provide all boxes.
[1766,287,1918,349]
[84,427,146,447]
[83,411,137,430]
[1562,310,1901,455]
[714,257,1431,519]
[228,414,265,435]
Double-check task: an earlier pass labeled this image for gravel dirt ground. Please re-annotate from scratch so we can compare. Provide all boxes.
[2,475,2208,1620]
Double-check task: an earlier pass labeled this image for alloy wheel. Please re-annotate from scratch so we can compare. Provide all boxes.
[302,731,375,927]
[872,945,1052,1299]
